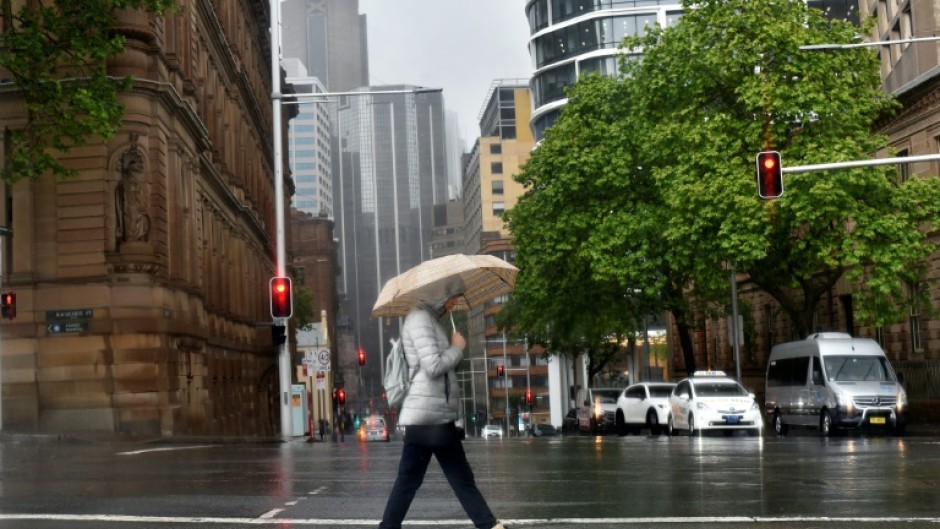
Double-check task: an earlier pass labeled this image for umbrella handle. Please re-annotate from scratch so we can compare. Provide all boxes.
[449,312,456,333]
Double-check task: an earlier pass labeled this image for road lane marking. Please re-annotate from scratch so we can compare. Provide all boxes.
[2,514,940,525]
[258,509,284,519]
[117,445,219,456]
[308,486,328,495]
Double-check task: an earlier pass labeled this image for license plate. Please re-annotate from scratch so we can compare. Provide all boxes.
[870,417,886,425]
[725,416,741,425]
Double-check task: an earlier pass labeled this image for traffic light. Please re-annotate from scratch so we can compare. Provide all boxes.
[337,388,346,405]
[271,324,286,345]
[525,389,533,405]
[497,364,504,377]
[1,291,15,320]
[756,151,783,199]
[357,346,366,366]
[269,277,293,318]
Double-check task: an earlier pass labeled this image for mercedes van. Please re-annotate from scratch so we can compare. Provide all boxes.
[765,333,908,436]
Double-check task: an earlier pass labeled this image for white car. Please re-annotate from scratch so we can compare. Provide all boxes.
[481,424,503,439]
[358,415,390,442]
[615,382,676,435]
[667,371,762,436]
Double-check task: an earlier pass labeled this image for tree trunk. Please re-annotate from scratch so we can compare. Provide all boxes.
[671,309,697,376]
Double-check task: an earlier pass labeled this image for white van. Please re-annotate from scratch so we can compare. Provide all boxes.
[765,333,909,436]
[576,388,621,434]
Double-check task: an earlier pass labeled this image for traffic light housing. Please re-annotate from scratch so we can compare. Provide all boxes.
[337,388,346,405]
[357,346,366,366]
[756,151,783,199]
[271,324,286,345]
[1,291,15,320]
[269,277,293,318]
[497,364,504,377]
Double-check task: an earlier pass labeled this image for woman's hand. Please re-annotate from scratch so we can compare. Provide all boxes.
[451,330,466,350]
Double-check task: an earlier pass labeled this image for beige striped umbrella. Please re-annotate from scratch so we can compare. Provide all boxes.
[372,254,519,318]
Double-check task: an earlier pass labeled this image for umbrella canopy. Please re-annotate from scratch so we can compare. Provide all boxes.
[372,254,519,318]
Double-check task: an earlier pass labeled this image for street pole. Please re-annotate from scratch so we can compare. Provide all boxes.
[269,0,292,438]
[503,332,509,436]
[730,267,742,381]
[0,226,9,430]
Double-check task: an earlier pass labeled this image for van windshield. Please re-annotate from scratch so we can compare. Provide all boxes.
[824,356,896,382]
[593,390,620,404]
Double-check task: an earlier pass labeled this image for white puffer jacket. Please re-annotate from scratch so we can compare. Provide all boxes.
[397,302,462,426]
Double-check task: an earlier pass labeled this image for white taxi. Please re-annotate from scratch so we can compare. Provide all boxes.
[667,371,762,436]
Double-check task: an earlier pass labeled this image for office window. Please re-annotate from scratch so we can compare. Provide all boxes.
[492,201,505,216]
[492,180,504,195]
[491,162,503,174]
[897,149,909,182]
[489,144,502,155]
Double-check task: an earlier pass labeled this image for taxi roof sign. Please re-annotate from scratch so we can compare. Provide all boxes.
[692,370,727,377]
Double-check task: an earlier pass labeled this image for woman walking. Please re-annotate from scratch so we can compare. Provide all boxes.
[378,288,505,529]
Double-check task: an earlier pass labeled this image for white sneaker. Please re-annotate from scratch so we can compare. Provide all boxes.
[491,523,506,529]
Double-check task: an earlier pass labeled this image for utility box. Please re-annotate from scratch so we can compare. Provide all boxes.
[290,384,308,437]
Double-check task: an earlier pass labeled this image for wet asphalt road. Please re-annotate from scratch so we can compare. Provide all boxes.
[0,428,938,528]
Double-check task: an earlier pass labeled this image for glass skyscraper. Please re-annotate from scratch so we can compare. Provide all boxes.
[333,86,449,392]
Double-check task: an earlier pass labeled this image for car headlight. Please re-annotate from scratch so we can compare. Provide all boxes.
[749,401,760,411]
[898,390,908,413]
[836,391,854,415]
[695,401,709,410]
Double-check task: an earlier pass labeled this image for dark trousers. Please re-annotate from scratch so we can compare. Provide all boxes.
[379,423,497,529]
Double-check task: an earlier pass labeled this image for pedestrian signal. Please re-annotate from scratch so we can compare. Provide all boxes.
[1,291,14,320]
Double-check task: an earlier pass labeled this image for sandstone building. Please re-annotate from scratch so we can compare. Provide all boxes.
[0,1,292,436]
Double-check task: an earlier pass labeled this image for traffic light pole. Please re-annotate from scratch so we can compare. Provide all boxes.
[269,0,291,439]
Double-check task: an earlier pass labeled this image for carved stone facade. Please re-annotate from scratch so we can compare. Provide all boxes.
[0,1,292,436]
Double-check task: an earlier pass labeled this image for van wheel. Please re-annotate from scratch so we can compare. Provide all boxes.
[820,409,836,437]
[647,410,661,435]
[773,411,789,436]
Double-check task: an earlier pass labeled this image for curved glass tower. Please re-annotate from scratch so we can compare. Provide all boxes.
[525,0,684,141]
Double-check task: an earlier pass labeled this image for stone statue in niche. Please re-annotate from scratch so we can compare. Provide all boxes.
[115,144,151,245]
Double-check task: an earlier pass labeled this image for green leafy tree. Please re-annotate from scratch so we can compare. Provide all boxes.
[1,0,175,182]
[505,0,940,376]
[620,0,940,337]
[292,284,316,331]
[503,74,677,378]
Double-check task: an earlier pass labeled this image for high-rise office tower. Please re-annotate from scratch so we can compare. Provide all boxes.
[333,87,450,396]
[283,59,333,217]
[281,0,369,92]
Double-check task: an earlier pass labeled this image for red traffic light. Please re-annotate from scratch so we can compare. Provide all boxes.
[756,151,783,199]
[337,388,346,405]
[497,364,504,377]
[357,346,366,366]
[525,389,533,405]
[269,277,293,319]
[1,291,15,320]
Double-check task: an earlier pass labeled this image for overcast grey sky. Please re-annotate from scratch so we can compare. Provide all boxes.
[358,0,533,148]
